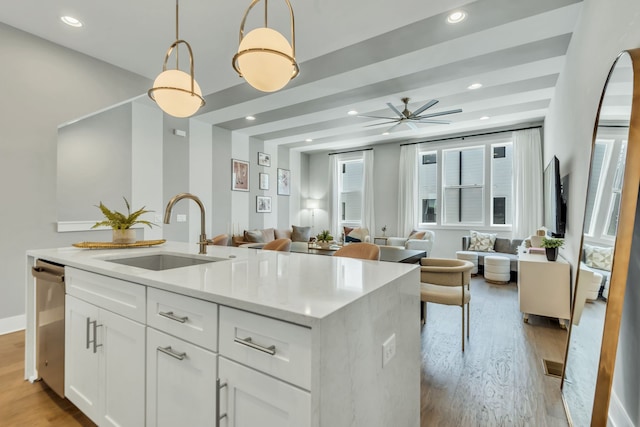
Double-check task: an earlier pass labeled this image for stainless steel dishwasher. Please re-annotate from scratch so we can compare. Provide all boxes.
[32,259,66,398]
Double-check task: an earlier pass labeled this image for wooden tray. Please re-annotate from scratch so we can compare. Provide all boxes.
[72,239,166,249]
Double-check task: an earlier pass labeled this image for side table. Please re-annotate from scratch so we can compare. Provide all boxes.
[373,237,389,245]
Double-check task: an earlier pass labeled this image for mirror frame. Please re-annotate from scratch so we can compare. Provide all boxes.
[561,48,640,425]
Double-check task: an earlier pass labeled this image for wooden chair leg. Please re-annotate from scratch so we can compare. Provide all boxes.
[461,304,465,352]
[467,302,470,339]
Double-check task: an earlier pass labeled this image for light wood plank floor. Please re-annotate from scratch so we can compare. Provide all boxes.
[421,276,569,426]
[1,277,568,426]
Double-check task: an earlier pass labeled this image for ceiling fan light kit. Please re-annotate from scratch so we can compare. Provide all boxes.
[148,0,205,118]
[233,0,299,92]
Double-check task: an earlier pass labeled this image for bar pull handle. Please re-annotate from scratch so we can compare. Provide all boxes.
[86,317,91,350]
[31,266,64,283]
[157,346,186,360]
[158,311,188,323]
[216,378,227,427]
[90,320,102,354]
[234,336,276,355]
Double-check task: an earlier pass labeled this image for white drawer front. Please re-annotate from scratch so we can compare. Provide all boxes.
[65,267,145,322]
[147,287,218,351]
[219,306,311,390]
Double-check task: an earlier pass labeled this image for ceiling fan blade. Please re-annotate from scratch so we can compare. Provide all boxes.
[363,120,400,128]
[415,108,463,119]
[386,102,404,118]
[385,122,404,133]
[406,122,418,130]
[416,119,451,124]
[357,115,396,120]
[410,99,439,117]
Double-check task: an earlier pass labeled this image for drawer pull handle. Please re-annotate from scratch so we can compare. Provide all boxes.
[159,311,188,323]
[157,346,186,360]
[234,336,276,355]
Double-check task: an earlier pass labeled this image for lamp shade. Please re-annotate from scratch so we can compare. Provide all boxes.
[306,199,320,209]
[236,27,296,92]
[149,69,204,118]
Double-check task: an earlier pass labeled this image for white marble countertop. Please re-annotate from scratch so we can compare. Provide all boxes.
[27,241,418,326]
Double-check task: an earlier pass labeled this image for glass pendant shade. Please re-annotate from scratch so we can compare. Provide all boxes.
[236,27,296,92]
[150,69,204,118]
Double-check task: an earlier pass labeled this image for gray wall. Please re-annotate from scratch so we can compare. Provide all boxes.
[543,0,640,422]
[0,22,150,322]
[162,115,190,241]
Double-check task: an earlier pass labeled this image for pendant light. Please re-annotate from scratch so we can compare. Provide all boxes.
[232,0,299,92]
[148,0,205,118]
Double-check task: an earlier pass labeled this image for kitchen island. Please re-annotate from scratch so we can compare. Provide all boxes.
[25,241,420,427]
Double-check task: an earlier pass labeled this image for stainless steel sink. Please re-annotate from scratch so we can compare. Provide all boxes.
[106,253,226,271]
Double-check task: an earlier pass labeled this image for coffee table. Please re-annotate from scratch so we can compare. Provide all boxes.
[291,245,425,264]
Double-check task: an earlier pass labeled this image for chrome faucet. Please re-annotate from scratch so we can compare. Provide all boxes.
[164,193,209,254]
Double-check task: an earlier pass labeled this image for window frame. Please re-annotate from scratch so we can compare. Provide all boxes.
[337,157,364,229]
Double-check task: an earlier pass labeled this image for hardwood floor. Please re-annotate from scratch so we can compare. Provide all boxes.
[1,277,568,426]
[0,330,94,427]
[421,276,569,426]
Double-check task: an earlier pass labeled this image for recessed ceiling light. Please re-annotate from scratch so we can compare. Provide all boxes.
[467,83,482,90]
[61,16,83,28]
[382,132,390,136]
[447,11,466,24]
[305,138,313,142]
[245,115,256,120]
[480,116,490,120]
[347,110,358,116]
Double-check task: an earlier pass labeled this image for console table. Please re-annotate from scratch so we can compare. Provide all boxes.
[517,249,571,328]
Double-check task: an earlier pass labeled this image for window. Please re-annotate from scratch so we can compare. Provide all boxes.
[338,159,363,226]
[417,138,513,228]
[418,151,437,224]
[604,140,627,237]
[442,146,484,224]
[491,143,513,225]
[583,140,611,235]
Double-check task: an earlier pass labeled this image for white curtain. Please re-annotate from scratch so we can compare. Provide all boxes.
[362,150,375,236]
[398,144,418,236]
[512,128,543,238]
[328,154,340,238]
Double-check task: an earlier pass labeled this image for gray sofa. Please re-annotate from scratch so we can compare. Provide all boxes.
[461,236,523,273]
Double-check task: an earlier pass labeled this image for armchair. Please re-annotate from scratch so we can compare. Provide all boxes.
[387,230,434,255]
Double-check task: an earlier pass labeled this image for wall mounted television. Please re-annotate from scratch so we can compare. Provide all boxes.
[543,155,566,238]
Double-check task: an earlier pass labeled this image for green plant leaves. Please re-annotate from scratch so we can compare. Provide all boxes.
[91,197,155,230]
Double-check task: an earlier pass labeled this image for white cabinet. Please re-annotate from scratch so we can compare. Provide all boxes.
[65,295,145,426]
[64,268,146,427]
[146,328,217,427]
[218,357,311,427]
[518,250,571,327]
[218,306,311,427]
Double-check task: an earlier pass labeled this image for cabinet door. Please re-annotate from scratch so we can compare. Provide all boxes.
[99,309,146,427]
[218,358,310,427]
[65,295,100,423]
[147,328,217,427]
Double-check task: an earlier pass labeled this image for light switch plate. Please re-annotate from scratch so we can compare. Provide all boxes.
[177,214,187,222]
[382,333,396,367]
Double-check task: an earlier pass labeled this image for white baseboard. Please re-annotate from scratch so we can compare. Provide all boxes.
[0,314,26,335]
[609,390,635,427]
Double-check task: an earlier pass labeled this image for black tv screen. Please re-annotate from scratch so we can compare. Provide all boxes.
[543,156,566,237]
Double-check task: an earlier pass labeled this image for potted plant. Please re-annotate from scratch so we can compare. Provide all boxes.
[541,237,564,261]
[92,197,155,244]
[315,229,334,249]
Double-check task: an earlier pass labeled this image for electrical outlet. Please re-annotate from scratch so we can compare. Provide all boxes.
[382,333,396,367]
[177,214,187,222]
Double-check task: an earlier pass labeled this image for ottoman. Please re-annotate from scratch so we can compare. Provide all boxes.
[456,251,478,275]
[484,255,510,284]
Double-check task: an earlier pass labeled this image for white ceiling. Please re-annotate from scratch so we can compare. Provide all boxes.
[0,0,583,153]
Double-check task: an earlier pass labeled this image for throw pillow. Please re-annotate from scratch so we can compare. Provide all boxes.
[346,227,368,243]
[274,229,292,239]
[261,228,275,243]
[408,230,426,240]
[291,225,311,242]
[468,230,496,252]
[584,244,613,271]
[245,229,265,243]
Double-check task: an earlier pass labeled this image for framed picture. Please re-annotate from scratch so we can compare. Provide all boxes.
[231,159,249,191]
[277,168,291,196]
[256,196,272,213]
[257,152,271,167]
[259,172,269,190]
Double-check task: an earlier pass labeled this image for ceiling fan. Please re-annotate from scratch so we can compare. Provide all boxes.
[359,97,462,132]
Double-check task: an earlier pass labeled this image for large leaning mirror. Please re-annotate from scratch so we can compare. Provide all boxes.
[562,49,640,426]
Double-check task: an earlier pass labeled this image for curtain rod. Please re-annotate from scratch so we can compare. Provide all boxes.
[399,125,542,147]
[328,147,373,156]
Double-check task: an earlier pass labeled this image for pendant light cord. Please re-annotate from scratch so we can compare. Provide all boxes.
[264,0,268,27]
[175,0,179,69]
